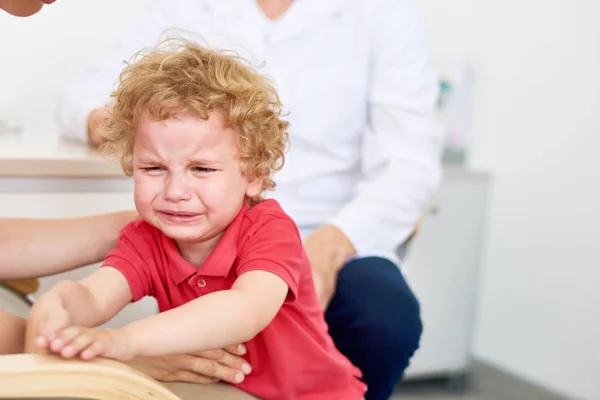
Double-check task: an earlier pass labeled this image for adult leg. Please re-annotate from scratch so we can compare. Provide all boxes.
[325,257,422,400]
[0,310,26,354]
[165,382,260,400]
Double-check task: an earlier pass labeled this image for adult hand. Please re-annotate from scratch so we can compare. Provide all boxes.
[127,344,252,385]
[303,224,356,309]
[87,100,114,146]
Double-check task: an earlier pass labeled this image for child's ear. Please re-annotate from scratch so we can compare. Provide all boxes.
[246,176,263,198]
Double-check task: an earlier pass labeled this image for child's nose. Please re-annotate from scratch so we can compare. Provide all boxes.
[163,174,193,202]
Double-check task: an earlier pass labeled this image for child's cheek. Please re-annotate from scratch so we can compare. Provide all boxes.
[199,180,231,210]
[133,176,159,209]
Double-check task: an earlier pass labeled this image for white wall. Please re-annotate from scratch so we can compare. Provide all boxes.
[419,1,600,399]
[0,0,148,130]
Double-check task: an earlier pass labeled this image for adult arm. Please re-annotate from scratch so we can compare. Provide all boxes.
[329,0,444,256]
[0,211,137,280]
[307,0,444,306]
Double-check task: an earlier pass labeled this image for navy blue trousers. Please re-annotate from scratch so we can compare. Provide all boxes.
[325,257,422,400]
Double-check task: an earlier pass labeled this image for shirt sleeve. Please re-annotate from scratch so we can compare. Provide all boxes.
[101,222,154,302]
[55,0,186,142]
[236,217,304,303]
[329,0,444,258]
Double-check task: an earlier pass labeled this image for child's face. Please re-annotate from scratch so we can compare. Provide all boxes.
[132,111,262,245]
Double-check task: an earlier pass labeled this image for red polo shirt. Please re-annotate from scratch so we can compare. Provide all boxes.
[102,199,366,400]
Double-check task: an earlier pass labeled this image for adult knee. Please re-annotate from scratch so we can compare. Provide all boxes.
[327,257,423,372]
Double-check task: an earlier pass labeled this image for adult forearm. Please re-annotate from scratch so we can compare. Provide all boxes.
[330,103,443,254]
[331,159,441,255]
[123,290,263,358]
[0,310,26,354]
[0,211,138,280]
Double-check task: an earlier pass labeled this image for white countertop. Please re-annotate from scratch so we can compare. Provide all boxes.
[0,132,124,178]
[0,132,488,180]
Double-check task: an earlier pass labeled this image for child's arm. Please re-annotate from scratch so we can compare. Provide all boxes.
[50,269,289,362]
[122,270,289,358]
[26,267,133,354]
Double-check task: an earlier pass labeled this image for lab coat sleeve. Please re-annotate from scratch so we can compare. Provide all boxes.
[330,0,444,258]
[55,0,183,142]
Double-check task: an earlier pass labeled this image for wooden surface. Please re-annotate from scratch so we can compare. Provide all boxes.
[0,354,181,399]
[1,279,39,296]
[0,354,260,400]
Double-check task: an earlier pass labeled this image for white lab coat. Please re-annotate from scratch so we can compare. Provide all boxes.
[57,0,444,263]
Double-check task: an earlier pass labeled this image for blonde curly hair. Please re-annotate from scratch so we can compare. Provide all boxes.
[101,38,289,203]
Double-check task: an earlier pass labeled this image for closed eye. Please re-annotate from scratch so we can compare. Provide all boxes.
[140,166,165,173]
[192,166,217,173]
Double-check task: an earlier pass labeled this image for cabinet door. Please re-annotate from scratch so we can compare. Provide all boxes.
[0,191,158,328]
[402,174,489,378]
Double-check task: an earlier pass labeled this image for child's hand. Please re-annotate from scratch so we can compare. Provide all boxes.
[26,302,71,354]
[43,326,136,362]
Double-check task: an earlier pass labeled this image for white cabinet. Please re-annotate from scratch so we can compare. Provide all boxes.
[402,169,490,379]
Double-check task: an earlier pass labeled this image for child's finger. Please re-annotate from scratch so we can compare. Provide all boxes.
[80,340,105,361]
[61,332,94,358]
[49,326,83,353]
[35,335,49,349]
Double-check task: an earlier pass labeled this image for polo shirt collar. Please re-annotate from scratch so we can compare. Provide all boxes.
[164,202,249,284]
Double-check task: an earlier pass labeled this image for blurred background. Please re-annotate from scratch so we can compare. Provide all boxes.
[0,1,598,399]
